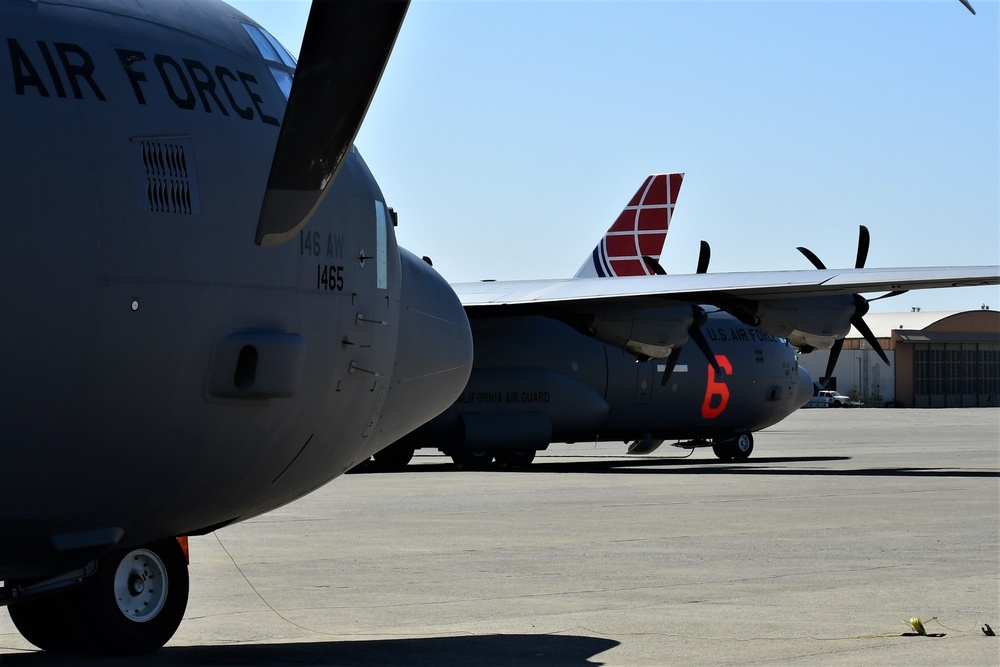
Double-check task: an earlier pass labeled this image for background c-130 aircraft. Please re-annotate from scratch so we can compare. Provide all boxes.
[371,170,997,470]
[1,0,996,656]
[374,174,813,469]
[373,174,996,469]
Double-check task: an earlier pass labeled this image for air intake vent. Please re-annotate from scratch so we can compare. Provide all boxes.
[131,137,200,215]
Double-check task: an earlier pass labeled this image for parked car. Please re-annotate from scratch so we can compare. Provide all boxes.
[804,390,862,408]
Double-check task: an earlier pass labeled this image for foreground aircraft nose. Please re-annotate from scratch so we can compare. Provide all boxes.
[373,249,474,447]
[795,363,814,409]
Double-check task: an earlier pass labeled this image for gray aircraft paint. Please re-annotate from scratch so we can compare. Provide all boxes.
[2,0,995,654]
[1,0,472,582]
[396,312,808,458]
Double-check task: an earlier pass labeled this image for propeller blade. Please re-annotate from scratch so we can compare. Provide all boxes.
[641,255,667,275]
[690,326,723,377]
[659,346,683,386]
[696,240,711,274]
[687,304,723,378]
[798,226,890,384]
[796,246,827,270]
[660,305,721,386]
[255,0,410,246]
[852,311,891,366]
[821,338,844,387]
[855,225,870,269]
[959,0,976,16]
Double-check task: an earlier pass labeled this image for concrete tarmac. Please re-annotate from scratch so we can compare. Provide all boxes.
[1,408,998,666]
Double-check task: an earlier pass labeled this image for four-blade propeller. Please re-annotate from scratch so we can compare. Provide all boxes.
[644,241,722,386]
[796,225,898,386]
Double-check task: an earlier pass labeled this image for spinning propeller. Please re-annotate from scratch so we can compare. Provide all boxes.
[796,225,902,386]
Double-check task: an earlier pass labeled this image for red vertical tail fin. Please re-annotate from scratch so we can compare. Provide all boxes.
[574,173,684,278]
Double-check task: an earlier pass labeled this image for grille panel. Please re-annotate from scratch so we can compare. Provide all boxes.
[132,138,199,215]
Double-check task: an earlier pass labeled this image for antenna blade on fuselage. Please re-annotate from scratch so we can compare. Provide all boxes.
[255,0,410,246]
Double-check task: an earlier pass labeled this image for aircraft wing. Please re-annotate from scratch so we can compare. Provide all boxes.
[454,265,999,311]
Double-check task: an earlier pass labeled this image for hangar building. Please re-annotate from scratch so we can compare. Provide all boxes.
[796,309,1000,408]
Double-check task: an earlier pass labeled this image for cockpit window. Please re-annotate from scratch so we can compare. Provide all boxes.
[242,23,296,99]
[243,23,296,67]
[268,68,293,100]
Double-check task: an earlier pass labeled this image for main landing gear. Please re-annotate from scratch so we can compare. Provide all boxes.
[448,448,538,468]
[8,538,189,654]
[371,441,415,469]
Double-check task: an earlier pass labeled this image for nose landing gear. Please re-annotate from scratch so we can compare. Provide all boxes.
[712,433,754,461]
[8,538,189,654]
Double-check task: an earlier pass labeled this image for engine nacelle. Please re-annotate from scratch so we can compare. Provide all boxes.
[583,306,693,360]
[737,295,855,352]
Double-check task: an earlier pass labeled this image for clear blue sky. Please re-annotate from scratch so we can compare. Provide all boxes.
[229,0,999,313]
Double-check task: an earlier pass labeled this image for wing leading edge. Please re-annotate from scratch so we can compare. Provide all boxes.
[455,266,999,311]
[456,265,998,358]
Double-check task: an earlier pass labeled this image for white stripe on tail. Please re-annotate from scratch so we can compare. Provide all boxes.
[574,173,684,278]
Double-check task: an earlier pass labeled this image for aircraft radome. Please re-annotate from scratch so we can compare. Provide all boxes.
[1,0,474,654]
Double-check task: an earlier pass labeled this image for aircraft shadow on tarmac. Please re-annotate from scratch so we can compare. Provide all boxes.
[0,633,619,667]
[354,456,999,479]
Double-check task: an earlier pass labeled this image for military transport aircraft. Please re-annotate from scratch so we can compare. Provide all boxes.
[370,174,995,470]
[373,174,813,469]
[2,0,997,656]
[374,307,811,468]
[0,0,476,655]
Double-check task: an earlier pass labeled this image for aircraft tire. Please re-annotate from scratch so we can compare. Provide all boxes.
[8,538,188,654]
[712,434,753,461]
[451,449,493,469]
[82,538,190,654]
[495,449,536,468]
[712,443,734,461]
[372,443,415,469]
[8,589,84,652]
[731,433,754,460]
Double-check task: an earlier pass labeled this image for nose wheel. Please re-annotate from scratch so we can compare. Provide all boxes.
[8,538,189,654]
[114,548,170,623]
[712,433,753,461]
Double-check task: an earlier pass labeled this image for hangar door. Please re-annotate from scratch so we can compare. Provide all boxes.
[912,343,1000,408]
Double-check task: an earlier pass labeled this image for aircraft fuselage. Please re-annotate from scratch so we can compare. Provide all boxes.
[1,0,471,583]
[393,312,809,462]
